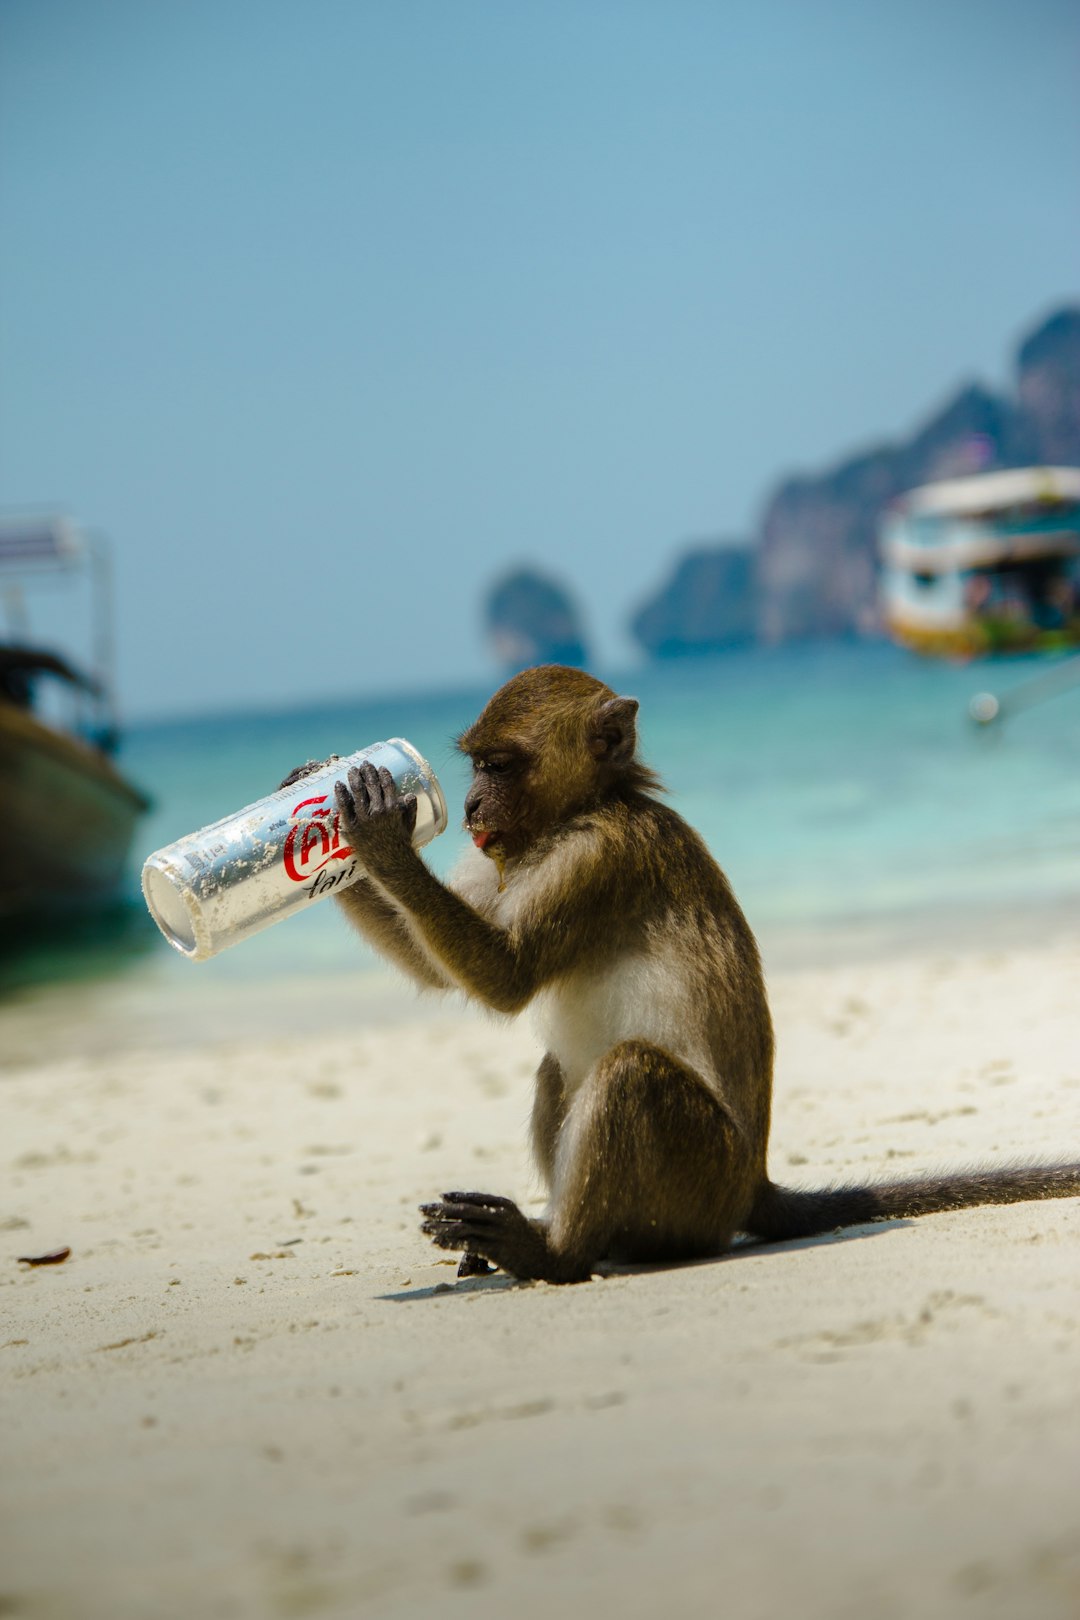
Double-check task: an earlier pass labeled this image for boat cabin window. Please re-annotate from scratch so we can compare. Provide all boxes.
[963,558,1080,630]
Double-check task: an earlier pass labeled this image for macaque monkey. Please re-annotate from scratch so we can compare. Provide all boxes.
[283,665,1080,1284]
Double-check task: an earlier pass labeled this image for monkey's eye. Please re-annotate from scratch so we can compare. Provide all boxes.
[475,756,513,776]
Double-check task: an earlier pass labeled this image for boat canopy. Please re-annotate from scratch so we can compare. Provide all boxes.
[894,466,1080,521]
[0,514,82,572]
[0,645,102,699]
[880,466,1080,576]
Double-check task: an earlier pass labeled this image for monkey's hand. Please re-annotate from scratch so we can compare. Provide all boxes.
[278,756,339,792]
[334,763,418,876]
[420,1192,590,1285]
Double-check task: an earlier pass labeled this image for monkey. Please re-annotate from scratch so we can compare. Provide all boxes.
[282,664,1080,1284]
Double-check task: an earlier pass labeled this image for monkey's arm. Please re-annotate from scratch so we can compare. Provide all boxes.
[334,881,454,992]
[278,757,452,992]
[361,858,539,1011]
[334,765,571,1013]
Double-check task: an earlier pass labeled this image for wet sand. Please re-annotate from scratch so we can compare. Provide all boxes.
[2,930,1079,1619]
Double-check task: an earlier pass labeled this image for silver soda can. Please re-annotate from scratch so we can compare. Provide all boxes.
[141,738,447,962]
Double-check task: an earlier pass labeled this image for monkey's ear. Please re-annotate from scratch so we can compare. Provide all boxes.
[588,696,639,764]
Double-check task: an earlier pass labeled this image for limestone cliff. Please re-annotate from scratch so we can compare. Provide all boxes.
[484,567,589,671]
[631,544,757,657]
[631,305,1080,654]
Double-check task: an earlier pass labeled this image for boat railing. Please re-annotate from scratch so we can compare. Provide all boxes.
[0,513,119,751]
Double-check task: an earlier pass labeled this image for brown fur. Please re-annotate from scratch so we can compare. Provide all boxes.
[319,664,1080,1284]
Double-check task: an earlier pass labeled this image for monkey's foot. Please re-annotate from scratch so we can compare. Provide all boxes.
[456,1250,494,1278]
[419,1192,590,1285]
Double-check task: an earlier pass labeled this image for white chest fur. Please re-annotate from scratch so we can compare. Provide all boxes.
[530,948,715,1095]
[451,844,716,1091]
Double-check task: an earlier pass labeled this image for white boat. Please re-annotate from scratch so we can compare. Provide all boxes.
[879,466,1080,657]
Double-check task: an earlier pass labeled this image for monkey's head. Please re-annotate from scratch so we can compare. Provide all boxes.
[457,664,659,859]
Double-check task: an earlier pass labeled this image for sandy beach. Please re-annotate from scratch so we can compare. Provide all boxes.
[2,924,1079,1620]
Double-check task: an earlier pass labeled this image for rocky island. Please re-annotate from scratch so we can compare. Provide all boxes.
[632,305,1080,654]
[484,566,589,671]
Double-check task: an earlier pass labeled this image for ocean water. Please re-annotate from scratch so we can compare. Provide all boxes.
[5,642,1080,1020]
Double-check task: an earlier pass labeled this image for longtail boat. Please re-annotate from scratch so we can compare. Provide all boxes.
[0,515,149,920]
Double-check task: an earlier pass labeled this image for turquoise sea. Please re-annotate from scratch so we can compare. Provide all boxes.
[4,642,1080,1044]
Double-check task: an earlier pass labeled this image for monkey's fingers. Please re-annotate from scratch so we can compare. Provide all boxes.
[279,756,337,792]
[340,767,376,825]
[357,761,385,812]
[420,1217,476,1248]
[399,792,419,835]
[419,1195,509,1233]
[420,1195,524,1247]
[350,764,378,813]
[441,1190,517,1210]
[374,768,419,835]
[334,781,358,826]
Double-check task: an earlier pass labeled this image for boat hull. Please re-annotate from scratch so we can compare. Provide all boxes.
[0,702,149,919]
[883,606,1080,659]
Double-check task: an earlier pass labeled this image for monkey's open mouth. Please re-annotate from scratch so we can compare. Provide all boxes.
[471,829,498,850]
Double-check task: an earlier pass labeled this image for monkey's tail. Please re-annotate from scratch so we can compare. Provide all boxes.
[743,1162,1080,1243]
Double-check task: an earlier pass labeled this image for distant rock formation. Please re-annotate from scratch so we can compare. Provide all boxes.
[484,566,589,671]
[757,382,1022,643]
[1015,307,1080,467]
[631,544,757,657]
[631,304,1080,654]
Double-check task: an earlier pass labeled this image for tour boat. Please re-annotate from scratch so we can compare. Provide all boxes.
[879,466,1080,658]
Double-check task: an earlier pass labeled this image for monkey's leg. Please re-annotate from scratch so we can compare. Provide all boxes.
[419,1055,572,1281]
[420,1041,750,1283]
[450,1056,567,1279]
[548,1039,750,1267]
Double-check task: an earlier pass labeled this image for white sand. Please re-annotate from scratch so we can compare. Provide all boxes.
[2,932,1079,1620]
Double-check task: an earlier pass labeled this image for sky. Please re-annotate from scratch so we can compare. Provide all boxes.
[1,0,1078,721]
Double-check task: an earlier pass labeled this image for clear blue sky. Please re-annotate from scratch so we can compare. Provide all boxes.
[2,0,1077,720]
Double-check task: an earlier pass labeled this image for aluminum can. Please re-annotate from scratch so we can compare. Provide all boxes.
[141,738,447,961]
